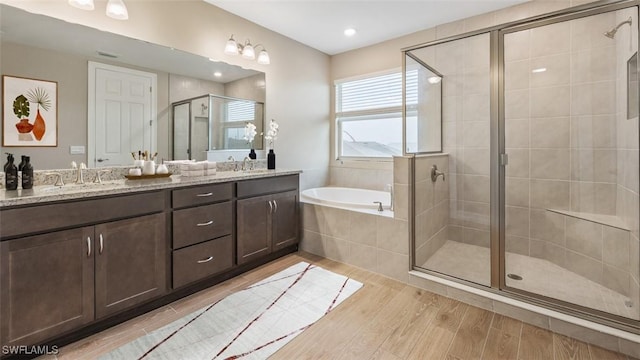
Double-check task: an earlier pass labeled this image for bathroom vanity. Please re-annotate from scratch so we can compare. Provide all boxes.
[0,171,300,352]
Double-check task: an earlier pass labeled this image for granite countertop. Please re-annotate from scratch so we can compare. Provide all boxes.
[0,169,301,208]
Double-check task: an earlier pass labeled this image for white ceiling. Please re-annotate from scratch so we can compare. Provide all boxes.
[205,0,529,55]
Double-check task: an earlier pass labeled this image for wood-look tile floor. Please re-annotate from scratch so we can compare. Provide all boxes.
[53,252,636,360]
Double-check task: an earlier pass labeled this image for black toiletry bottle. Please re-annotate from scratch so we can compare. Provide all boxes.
[21,156,33,189]
[4,153,18,190]
[18,155,26,172]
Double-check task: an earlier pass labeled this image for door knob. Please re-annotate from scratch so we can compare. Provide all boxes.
[97,158,110,163]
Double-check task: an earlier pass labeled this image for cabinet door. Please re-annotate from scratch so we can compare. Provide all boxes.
[237,194,272,265]
[271,191,299,251]
[1,227,94,347]
[94,213,167,318]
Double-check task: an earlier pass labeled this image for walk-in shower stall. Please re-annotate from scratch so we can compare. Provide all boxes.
[405,0,640,331]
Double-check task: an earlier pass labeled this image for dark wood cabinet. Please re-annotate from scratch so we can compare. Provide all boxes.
[0,192,167,348]
[237,188,299,265]
[0,173,299,351]
[95,213,167,319]
[0,227,94,348]
[237,194,273,264]
[170,184,234,289]
[271,190,299,252]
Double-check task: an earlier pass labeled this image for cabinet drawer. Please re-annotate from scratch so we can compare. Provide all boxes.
[172,202,232,249]
[0,191,165,239]
[172,235,233,288]
[237,174,298,198]
[172,183,233,209]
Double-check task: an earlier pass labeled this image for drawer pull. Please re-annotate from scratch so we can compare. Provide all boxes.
[197,256,214,263]
[99,233,104,254]
[87,237,91,257]
[197,220,214,227]
[196,192,214,197]
[268,200,273,213]
[273,200,278,213]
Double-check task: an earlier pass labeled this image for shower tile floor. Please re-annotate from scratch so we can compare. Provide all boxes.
[422,240,637,320]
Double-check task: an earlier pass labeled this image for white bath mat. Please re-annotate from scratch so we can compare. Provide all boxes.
[100,262,363,360]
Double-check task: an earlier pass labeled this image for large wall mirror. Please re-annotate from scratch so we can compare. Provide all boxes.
[0,4,265,169]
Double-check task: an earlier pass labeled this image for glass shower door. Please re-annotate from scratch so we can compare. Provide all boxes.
[502,7,640,320]
[409,32,493,287]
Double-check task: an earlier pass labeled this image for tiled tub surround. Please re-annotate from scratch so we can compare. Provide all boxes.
[299,202,410,283]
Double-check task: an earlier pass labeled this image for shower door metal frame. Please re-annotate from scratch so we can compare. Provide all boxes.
[404,0,640,334]
[497,1,640,332]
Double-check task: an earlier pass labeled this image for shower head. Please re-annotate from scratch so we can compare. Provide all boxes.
[604,16,633,39]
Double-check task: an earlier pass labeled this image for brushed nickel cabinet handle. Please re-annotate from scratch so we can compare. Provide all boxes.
[196,192,213,197]
[197,256,213,263]
[87,237,91,257]
[268,200,273,213]
[99,234,104,254]
[197,220,214,227]
[273,200,278,213]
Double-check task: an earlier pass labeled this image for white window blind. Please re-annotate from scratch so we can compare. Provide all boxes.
[335,70,418,158]
[226,101,255,122]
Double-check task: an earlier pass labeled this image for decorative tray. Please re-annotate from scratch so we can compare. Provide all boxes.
[124,173,172,180]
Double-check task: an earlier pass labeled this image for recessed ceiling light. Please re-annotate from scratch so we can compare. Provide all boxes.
[213,72,222,77]
[532,67,547,73]
[344,28,357,37]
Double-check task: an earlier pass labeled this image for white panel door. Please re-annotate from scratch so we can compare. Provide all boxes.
[89,62,156,167]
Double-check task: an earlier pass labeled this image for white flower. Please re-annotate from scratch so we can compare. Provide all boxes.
[264,119,279,148]
[243,122,257,145]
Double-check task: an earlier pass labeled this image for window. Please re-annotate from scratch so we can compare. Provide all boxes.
[335,70,417,158]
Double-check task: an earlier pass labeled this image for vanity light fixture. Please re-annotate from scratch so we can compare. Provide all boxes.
[68,0,128,20]
[68,0,95,11]
[106,0,129,20]
[224,35,270,65]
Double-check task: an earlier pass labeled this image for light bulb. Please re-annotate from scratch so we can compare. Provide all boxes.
[106,0,129,20]
[224,36,239,55]
[242,43,255,60]
[257,50,270,65]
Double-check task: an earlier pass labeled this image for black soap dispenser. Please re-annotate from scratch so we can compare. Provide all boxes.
[21,156,33,190]
[4,153,18,190]
[18,155,26,172]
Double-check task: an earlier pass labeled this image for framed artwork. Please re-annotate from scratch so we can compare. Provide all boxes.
[2,75,58,147]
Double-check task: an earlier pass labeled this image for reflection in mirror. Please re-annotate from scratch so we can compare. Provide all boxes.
[171,95,264,161]
[0,4,266,169]
[404,52,442,154]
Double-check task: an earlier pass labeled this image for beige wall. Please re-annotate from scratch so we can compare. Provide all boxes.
[0,0,330,189]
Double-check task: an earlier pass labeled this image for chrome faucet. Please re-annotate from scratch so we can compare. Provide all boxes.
[45,172,64,187]
[385,184,394,211]
[242,156,254,171]
[71,161,86,184]
[227,156,239,171]
[373,201,384,212]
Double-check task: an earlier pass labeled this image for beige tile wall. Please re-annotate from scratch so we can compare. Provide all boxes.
[300,204,409,282]
[433,33,493,251]
[502,6,640,307]
[414,154,449,266]
[328,165,393,191]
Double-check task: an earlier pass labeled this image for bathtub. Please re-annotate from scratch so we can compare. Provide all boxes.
[300,187,392,216]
